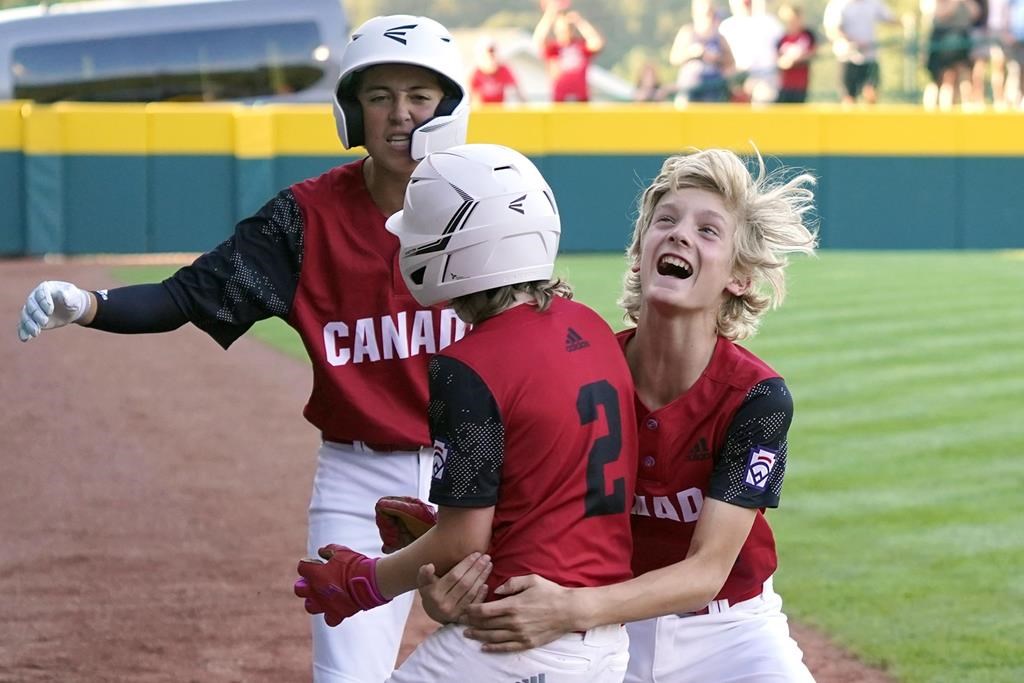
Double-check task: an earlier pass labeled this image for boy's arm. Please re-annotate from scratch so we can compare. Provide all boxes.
[375,505,493,598]
[460,499,756,651]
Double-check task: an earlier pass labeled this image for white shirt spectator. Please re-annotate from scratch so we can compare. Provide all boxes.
[720,13,785,76]
[824,0,896,62]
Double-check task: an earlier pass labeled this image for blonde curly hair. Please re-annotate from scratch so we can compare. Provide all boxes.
[619,148,818,341]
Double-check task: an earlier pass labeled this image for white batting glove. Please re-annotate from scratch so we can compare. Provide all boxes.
[17,281,91,342]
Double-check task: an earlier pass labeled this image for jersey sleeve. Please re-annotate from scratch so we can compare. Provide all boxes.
[161,189,304,349]
[707,378,793,509]
[427,355,505,509]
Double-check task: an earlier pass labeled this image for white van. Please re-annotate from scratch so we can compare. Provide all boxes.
[0,0,348,103]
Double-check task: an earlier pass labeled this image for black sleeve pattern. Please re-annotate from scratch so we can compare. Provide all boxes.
[162,189,304,348]
[427,355,505,508]
[707,378,793,509]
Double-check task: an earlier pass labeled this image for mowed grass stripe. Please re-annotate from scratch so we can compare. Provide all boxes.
[796,383,1024,444]
[803,348,1024,396]
[768,334,1023,386]
[113,250,1023,683]
[793,351,1024,409]
[758,304,1022,349]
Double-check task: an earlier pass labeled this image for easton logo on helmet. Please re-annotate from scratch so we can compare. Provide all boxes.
[508,195,526,214]
[383,24,417,44]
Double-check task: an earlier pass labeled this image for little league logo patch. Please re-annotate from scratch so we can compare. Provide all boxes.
[744,446,778,491]
[431,439,449,480]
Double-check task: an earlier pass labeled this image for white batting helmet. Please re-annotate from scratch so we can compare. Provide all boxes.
[386,144,561,307]
[334,15,468,160]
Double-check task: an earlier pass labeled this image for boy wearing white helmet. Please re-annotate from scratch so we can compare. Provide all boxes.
[294,144,638,682]
[17,15,469,683]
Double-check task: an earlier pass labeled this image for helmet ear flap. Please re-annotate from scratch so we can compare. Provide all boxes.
[433,75,462,117]
[336,80,365,148]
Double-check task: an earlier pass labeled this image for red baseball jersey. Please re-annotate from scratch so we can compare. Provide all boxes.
[163,159,466,447]
[619,329,792,604]
[429,298,638,595]
[470,65,518,103]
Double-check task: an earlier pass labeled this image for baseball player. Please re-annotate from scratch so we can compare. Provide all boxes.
[422,149,820,682]
[16,15,470,683]
[294,143,638,682]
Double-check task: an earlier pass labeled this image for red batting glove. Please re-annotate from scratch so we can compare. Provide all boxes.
[294,544,390,627]
[374,496,437,554]
[293,578,338,624]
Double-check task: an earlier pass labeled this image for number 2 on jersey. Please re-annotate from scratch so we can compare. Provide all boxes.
[577,380,626,517]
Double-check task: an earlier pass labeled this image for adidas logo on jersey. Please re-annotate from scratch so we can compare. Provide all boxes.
[686,437,711,461]
[565,327,590,352]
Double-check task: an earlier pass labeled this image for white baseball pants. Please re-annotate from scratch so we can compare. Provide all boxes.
[624,577,815,683]
[307,440,434,683]
[387,623,630,683]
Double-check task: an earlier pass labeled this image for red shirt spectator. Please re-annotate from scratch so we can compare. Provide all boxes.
[777,30,816,90]
[470,39,525,104]
[776,4,817,102]
[471,64,520,103]
[543,37,596,101]
[533,4,606,102]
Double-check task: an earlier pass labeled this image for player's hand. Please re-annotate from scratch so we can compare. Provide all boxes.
[17,281,91,341]
[417,552,491,624]
[463,574,575,652]
[375,496,437,554]
[294,544,390,627]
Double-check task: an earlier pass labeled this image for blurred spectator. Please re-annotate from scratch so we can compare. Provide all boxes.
[921,0,979,109]
[824,0,906,104]
[719,0,785,104]
[669,0,736,103]
[1008,0,1024,107]
[533,1,606,102]
[777,4,818,102]
[632,61,669,101]
[470,37,526,105]
[966,0,991,105]
[976,0,1011,106]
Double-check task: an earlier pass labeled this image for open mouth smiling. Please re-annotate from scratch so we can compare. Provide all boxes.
[656,254,693,279]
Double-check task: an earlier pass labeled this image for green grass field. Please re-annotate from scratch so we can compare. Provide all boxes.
[114,251,1024,683]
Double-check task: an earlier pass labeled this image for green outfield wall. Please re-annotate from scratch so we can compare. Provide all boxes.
[1,101,1021,255]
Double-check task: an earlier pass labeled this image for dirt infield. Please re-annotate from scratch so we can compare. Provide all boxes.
[0,259,892,682]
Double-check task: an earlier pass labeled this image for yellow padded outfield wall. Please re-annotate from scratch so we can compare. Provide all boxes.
[4,102,1024,254]
[7,102,1024,156]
